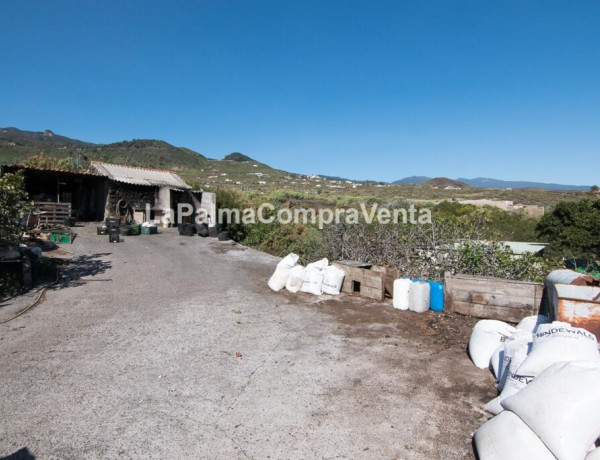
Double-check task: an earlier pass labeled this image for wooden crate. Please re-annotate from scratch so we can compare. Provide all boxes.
[34,201,72,227]
[333,261,385,301]
[444,272,543,323]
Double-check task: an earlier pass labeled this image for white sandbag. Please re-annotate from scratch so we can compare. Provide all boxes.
[306,258,329,271]
[496,329,533,392]
[490,330,531,384]
[516,314,550,334]
[502,361,600,460]
[278,253,300,270]
[393,279,412,310]
[268,253,300,292]
[285,265,306,293]
[469,320,517,369]
[489,344,504,380]
[268,268,290,291]
[408,281,430,313]
[322,265,345,295]
[473,410,555,460]
[587,447,600,460]
[300,267,325,296]
[485,336,533,415]
[517,321,600,377]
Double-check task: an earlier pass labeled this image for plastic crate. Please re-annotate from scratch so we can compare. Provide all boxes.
[141,226,158,235]
[50,229,74,244]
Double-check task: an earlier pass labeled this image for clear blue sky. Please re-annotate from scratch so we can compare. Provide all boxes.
[1,0,598,185]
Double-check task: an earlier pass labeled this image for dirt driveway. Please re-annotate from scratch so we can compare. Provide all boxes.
[0,225,495,459]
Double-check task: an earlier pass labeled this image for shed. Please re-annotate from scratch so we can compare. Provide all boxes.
[1,164,107,222]
[88,162,215,226]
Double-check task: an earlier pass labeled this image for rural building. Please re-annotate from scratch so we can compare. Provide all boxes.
[87,162,215,226]
[1,162,216,228]
[0,164,107,222]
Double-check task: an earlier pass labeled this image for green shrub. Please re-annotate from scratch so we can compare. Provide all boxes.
[243,222,324,263]
[0,273,20,299]
[0,171,31,247]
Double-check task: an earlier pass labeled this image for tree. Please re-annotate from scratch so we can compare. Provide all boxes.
[536,199,600,260]
[591,185,599,193]
[0,172,31,246]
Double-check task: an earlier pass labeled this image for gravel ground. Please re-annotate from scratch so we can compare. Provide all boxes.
[0,224,495,459]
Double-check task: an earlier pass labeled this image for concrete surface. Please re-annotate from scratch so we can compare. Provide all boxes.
[0,224,495,459]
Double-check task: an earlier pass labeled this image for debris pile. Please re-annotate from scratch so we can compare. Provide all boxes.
[268,253,446,312]
[469,315,600,458]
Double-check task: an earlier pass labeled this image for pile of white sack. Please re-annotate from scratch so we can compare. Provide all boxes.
[267,253,346,296]
[469,315,600,459]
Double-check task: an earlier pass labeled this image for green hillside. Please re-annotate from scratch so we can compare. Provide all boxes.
[0,127,292,189]
[0,127,591,207]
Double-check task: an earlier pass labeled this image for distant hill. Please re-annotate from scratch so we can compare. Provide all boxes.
[422,177,469,189]
[0,127,291,187]
[0,129,211,175]
[457,177,591,191]
[223,152,254,162]
[392,176,430,185]
[392,175,590,191]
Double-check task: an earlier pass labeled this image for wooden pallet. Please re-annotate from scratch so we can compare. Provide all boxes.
[33,201,72,227]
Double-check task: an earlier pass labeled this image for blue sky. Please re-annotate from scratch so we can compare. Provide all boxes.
[1,1,598,185]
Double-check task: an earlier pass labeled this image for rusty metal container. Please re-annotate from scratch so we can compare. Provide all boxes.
[547,283,600,337]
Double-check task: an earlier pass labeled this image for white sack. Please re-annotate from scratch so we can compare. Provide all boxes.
[587,447,600,460]
[490,344,504,380]
[322,265,345,295]
[485,336,533,415]
[268,253,300,292]
[468,320,517,369]
[516,314,550,334]
[496,329,533,392]
[473,410,555,460]
[306,258,329,271]
[502,361,600,460]
[300,267,325,296]
[285,265,306,293]
[392,278,412,311]
[268,268,291,291]
[278,253,300,270]
[517,321,600,377]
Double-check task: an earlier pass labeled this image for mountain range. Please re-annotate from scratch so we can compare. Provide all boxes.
[392,176,590,191]
[0,127,591,191]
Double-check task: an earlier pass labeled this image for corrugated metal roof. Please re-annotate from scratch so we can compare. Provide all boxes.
[90,162,190,189]
[502,242,548,255]
[2,164,105,177]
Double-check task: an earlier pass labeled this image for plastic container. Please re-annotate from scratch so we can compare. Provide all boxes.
[428,281,444,312]
[141,225,157,235]
[393,278,412,310]
[409,281,430,313]
[105,217,119,228]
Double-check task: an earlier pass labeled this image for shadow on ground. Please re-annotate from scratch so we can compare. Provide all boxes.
[52,253,112,289]
[0,447,36,460]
